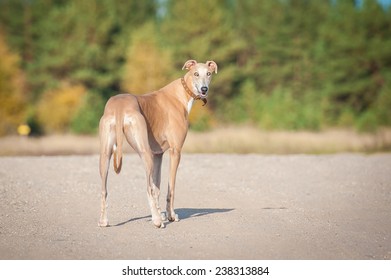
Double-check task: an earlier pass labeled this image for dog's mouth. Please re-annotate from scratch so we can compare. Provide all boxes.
[199,87,209,98]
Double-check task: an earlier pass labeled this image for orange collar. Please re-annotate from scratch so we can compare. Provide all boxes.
[181,77,207,106]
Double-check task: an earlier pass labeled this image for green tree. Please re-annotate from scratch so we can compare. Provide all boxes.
[122,22,173,94]
[0,0,67,74]
[28,0,156,97]
[161,0,245,105]
[1,0,157,134]
[221,1,328,129]
[318,0,391,129]
[1,0,390,134]
[31,0,157,133]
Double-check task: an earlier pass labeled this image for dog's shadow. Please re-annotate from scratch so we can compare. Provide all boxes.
[112,208,234,227]
[175,208,234,219]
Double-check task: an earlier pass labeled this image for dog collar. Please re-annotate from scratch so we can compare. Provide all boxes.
[181,77,207,106]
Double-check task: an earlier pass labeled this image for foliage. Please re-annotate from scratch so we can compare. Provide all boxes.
[27,0,156,99]
[0,31,26,135]
[0,0,391,135]
[121,22,173,94]
[161,0,246,105]
[70,90,105,134]
[36,84,86,133]
[188,101,215,131]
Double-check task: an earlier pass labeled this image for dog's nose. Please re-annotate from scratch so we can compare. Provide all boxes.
[201,86,208,93]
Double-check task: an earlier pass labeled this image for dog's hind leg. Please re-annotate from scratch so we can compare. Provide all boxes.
[98,115,115,227]
[124,113,164,228]
[153,153,166,221]
[143,152,164,228]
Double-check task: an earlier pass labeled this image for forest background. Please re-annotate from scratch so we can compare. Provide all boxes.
[1,0,391,137]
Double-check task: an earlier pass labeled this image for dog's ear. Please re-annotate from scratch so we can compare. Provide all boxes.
[182,60,197,70]
[206,60,218,74]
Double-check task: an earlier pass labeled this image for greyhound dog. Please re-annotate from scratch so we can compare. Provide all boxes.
[99,59,218,228]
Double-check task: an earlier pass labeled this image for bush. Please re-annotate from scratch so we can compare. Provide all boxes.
[36,84,86,133]
[0,31,26,135]
[220,84,324,131]
[189,100,215,131]
[356,111,378,132]
[71,91,105,134]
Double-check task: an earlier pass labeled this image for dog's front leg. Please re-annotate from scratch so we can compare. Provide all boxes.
[166,148,181,222]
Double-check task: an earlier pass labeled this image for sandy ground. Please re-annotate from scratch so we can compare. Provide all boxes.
[0,153,390,260]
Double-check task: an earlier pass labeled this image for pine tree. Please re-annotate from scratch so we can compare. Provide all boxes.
[161,0,245,104]
[318,0,391,129]
[122,22,173,94]
[1,0,390,133]
[27,0,157,98]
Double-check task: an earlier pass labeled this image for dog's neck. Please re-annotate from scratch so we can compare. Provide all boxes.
[180,77,207,111]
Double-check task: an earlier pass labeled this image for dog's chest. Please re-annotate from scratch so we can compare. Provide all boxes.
[187,98,195,114]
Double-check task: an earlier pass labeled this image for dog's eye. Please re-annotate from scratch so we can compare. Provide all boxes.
[194,72,199,77]
[207,72,211,76]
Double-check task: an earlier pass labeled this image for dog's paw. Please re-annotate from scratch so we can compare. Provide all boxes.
[153,221,165,229]
[168,213,180,222]
[152,217,165,228]
[98,220,109,227]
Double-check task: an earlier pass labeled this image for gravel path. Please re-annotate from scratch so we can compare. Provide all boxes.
[0,154,390,259]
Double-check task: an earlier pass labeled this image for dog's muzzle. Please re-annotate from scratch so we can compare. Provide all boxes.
[200,86,208,97]
[181,77,208,106]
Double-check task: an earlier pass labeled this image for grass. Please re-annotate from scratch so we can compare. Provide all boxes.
[183,126,391,154]
[1,126,390,156]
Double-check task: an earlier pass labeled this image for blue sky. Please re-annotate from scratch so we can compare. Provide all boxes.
[375,0,391,8]
[341,0,391,8]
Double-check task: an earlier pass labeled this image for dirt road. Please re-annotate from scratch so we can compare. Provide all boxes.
[0,154,390,259]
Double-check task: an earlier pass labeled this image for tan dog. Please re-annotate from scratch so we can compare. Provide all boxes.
[99,60,218,228]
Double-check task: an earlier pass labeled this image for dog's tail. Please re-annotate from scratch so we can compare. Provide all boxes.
[113,112,123,174]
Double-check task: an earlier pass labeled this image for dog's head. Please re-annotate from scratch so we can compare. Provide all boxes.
[182,60,218,99]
